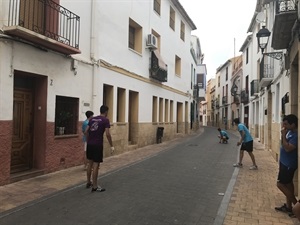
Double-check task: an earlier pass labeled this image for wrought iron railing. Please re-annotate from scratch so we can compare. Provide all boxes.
[222,96,227,104]
[193,85,199,100]
[240,90,249,104]
[233,95,240,104]
[276,0,297,14]
[260,62,274,80]
[7,0,80,49]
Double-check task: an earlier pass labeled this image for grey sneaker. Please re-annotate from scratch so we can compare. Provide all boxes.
[249,165,258,170]
[233,163,243,168]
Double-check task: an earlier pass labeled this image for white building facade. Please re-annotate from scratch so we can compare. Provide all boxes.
[0,0,200,185]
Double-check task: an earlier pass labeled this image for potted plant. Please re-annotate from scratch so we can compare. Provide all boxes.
[56,110,73,135]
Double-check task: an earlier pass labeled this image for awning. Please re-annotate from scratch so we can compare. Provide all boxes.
[150,50,168,82]
[152,50,167,71]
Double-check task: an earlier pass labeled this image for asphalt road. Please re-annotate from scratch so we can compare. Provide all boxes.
[0,127,239,225]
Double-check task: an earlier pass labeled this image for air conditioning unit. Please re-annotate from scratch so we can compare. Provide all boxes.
[146,34,158,49]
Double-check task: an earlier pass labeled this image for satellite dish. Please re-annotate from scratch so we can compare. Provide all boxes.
[256,12,266,23]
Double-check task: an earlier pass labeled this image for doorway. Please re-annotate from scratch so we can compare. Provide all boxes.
[11,77,35,173]
[128,90,138,144]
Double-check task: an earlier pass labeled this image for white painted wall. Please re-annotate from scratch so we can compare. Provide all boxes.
[0,0,198,125]
[0,0,95,121]
[95,0,193,93]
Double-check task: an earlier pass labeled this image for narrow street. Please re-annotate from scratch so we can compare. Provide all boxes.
[0,127,239,225]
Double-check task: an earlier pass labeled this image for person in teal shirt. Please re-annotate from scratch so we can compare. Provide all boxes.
[82,110,94,169]
[217,128,229,143]
[233,118,258,170]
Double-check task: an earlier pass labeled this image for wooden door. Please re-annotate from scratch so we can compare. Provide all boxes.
[11,89,33,173]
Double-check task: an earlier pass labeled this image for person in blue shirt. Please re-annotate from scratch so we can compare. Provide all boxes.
[217,128,229,143]
[233,118,258,170]
[82,110,94,170]
[274,114,298,218]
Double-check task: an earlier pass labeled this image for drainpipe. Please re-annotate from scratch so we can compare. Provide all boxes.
[90,0,98,113]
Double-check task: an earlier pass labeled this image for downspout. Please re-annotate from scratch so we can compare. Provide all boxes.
[90,0,98,112]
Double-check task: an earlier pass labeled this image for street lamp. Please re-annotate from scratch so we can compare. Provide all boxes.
[256,26,271,81]
[231,84,238,96]
[256,26,271,53]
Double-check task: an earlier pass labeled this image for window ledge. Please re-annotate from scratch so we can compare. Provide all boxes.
[128,48,142,56]
[116,122,127,126]
[55,134,79,139]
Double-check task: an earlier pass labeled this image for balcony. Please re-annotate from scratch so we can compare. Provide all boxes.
[271,0,297,50]
[240,90,249,104]
[150,50,168,82]
[193,85,199,101]
[222,96,227,105]
[216,101,220,109]
[4,0,81,55]
[250,79,259,96]
[233,95,240,104]
[260,62,274,87]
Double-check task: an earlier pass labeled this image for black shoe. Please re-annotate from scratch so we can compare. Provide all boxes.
[86,182,92,189]
[91,187,106,192]
[275,204,292,213]
[289,212,296,218]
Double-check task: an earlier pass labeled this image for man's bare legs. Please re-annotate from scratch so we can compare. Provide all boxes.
[86,160,93,186]
[247,152,257,166]
[92,162,100,189]
[277,182,297,209]
[239,150,244,164]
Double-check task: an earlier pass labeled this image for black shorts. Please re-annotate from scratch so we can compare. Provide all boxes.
[277,162,297,184]
[86,144,103,163]
[240,140,253,152]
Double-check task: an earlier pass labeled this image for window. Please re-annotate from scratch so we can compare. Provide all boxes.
[151,29,161,52]
[117,88,125,122]
[159,98,163,122]
[152,96,158,122]
[245,75,249,92]
[165,99,169,122]
[128,18,143,54]
[103,84,114,121]
[169,7,175,30]
[197,73,204,89]
[55,96,79,135]
[246,48,249,64]
[20,0,60,40]
[180,21,185,41]
[153,0,161,15]
[225,67,228,81]
[175,55,181,76]
[170,100,174,122]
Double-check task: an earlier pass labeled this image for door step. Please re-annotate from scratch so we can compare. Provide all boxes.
[127,144,138,151]
[10,169,45,183]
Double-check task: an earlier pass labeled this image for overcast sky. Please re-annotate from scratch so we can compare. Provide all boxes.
[179,0,257,79]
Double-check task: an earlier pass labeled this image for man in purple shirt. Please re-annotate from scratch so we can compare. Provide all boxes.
[85,105,114,192]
